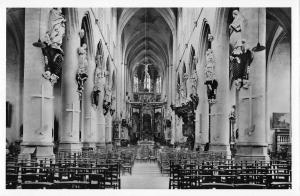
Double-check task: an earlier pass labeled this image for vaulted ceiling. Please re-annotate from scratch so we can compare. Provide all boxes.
[118,8,176,79]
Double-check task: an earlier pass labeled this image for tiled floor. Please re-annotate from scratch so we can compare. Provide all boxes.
[121,161,169,189]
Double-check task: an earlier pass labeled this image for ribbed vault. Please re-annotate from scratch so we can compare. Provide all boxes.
[118,8,176,86]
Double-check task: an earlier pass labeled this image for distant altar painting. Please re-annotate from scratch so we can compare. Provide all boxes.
[271,113,290,129]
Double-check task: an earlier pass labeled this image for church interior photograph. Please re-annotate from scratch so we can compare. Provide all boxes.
[5,6,292,190]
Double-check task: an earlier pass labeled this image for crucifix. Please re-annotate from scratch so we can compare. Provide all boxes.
[84,111,96,138]
[241,85,262,135]
[66,103,81,137]
[31,83,54,135]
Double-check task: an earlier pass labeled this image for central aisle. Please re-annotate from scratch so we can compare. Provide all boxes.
[121,161,169,189]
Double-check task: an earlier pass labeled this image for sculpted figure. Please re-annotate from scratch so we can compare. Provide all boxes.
[204,48,218,102]
[92,86,101,107]
[229,9,243,52]
[103,84,112,115]
[204,49,216,81]
[76,43,89,97]
[190,69,198,95]
[40,8,66,85]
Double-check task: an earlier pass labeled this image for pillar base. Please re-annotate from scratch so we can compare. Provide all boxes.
[82,142,96,151]
[106,142,113,151]
[58,141,82,153]
[209,143,231,158]
[96,142,106,151]
[235,143,268,161]
[19,142,55,160]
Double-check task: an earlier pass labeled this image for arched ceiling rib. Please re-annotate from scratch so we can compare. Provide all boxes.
[118,8,176,80]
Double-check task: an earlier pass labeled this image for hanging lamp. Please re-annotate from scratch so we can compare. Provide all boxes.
[33,8,46,48]
[252,8,265,52]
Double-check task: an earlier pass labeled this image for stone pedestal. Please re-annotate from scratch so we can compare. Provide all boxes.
[235,8,268,161]
[20,8,54,160]
[59,8,81,153]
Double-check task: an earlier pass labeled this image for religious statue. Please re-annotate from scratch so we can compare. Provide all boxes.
[190,69,198,95]
[229,9,243,52]
[176,82,181,106]
[180,84,187,103]
[76,42,88,98]
[103,84,112,115]
[144,64,151,91]
[181,73,189,103]
[229,9,253,89]
[204,49,216,81]
[110,94,116,116]
[125,91,131,103]
[91,86,100,108]
[95,53,105,81]
[204,48,218,103]
[92,46,106,108]
[39,8,66,85]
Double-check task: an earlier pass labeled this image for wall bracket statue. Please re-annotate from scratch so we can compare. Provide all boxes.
[229,9,254,90]
[76,43,89,98]
[103,84,112,115]
[91,86,101,108]
[34,8,66,86]
[204,48,218,104]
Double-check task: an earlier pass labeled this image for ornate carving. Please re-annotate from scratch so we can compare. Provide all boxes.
[110,95,116,116]
[229,10,253,89]
[40,8,66,85]
[92,43,105,108]
[91,86,100,108]
[76,42,88,98]
[190,69,198,95]
[170,93,199,118]
[103,84,112,115]
[204,48,218,103]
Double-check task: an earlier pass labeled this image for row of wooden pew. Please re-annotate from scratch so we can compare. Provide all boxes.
[6,148,136,189]
[168,160,291,189]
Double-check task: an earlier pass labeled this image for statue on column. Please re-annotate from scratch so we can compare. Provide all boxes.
[204,47,218,104]
[181,73,189,103]
[103,83,112,115]
[110,94,116,116]
[76,40,88,98]
[39,8,66,86]
[92,48,105,109]
[190,57,199,96]
[229,9,253,89]
[176,82,181,106]
[91,86,101,108]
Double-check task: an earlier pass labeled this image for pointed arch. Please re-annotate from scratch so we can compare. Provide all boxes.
[80,12,94,58]
[198,19,211,66]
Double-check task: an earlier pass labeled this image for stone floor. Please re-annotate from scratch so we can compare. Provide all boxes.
[121,161,169,189]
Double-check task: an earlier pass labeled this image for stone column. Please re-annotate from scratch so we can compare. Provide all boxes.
[194,109,201,148]
[235,8,268,161]
[20,8,54,160]
[59,8,81,153]
[82,58,97,150]
[105,113,113,150]
[209,34,230,155]
[96,109,106,150]
[95,73,106,150]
